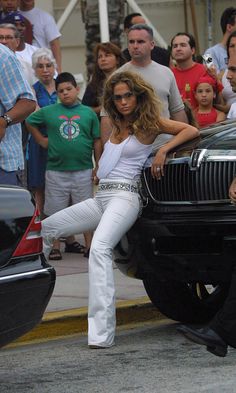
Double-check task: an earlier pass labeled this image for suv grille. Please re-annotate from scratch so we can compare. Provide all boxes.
[143,161,236,204]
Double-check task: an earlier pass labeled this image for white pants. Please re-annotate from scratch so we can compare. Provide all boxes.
[42,179,141,346]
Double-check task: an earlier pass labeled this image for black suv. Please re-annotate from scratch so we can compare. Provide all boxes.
[114,120,236,324]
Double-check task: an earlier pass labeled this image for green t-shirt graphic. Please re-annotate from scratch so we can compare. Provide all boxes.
[27,103,100,171]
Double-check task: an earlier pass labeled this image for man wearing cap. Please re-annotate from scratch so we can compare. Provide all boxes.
[0,0,33,43]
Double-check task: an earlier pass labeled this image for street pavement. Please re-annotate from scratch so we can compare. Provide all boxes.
[47,236,147,312]
[12,236,163,346]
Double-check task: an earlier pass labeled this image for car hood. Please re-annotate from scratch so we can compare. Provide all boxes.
[173,121,236,159]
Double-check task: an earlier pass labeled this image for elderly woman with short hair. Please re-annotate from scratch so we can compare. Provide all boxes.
[27,48,57,217]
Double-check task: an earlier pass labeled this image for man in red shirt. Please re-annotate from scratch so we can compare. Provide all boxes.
[171,32,207,109]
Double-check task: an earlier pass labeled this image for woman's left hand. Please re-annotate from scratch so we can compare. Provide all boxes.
[151,149,166,179]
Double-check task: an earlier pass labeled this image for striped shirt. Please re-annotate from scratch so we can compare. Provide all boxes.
[0,44,35,171]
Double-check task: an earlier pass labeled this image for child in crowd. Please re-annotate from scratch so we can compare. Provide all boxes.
[26,72,102,260]
[194,75,226,127]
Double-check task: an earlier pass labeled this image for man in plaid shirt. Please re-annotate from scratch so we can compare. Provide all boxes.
[0,42,35,185]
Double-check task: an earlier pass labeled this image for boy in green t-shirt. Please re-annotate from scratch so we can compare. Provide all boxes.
[26,72,102,260]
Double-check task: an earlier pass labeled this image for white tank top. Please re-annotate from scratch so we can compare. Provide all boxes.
[97,135,153,180]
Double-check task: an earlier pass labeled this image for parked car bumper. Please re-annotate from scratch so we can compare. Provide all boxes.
[0,254,55,347]
[114,203,236,283]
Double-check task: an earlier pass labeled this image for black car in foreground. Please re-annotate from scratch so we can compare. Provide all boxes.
[0,185,55,347]
[115,120,236,324]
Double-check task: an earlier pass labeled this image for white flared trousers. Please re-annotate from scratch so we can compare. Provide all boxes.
[42,183,141,346]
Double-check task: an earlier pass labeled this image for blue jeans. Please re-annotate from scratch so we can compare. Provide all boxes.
[42,178,141,347]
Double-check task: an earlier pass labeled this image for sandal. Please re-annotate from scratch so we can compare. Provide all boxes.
[83,248,90,258]
[49,248,62,260]
[64,241,86,254]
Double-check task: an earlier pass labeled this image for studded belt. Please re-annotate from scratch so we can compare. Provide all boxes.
[98,182,139,193]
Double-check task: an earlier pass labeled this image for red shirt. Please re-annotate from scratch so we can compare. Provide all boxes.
[172,63,207,109]
[195,107,218,128]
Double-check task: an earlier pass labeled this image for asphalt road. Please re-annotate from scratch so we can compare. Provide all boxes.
[1,320,235,393]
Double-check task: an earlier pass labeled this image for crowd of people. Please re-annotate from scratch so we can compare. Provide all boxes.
[1,2,236,354]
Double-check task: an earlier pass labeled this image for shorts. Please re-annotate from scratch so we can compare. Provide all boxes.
[44,169,93,216]
[0,168,22,186]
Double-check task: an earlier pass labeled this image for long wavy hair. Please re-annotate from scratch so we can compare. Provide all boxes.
[103,71,162,138]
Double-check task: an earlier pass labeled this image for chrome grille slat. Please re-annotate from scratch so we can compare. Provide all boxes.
[199,163,204,200]
[195,165,199,200]
[172,165,177,200]
[180,163,185,200]
[209,162,215,200]
[213,162,219,199]
[144,161,235,203]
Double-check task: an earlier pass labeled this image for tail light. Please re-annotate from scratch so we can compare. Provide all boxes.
[13,207,42,257]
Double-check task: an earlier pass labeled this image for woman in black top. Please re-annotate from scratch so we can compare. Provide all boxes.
[82,42,126,116]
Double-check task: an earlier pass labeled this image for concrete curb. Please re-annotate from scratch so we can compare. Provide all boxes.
[11,297,164,347]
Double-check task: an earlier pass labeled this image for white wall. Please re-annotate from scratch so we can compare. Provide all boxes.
[36,0,53,13]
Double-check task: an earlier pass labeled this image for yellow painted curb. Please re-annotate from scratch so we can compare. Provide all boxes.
[10,297,163,347]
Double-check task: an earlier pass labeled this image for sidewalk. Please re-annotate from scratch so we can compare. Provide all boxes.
[12,238,163,346]
[47,248,147,312]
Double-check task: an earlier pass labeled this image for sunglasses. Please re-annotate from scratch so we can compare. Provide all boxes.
[112,92,134,101]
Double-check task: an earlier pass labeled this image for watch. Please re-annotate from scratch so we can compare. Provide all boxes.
[0,114,13,127]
